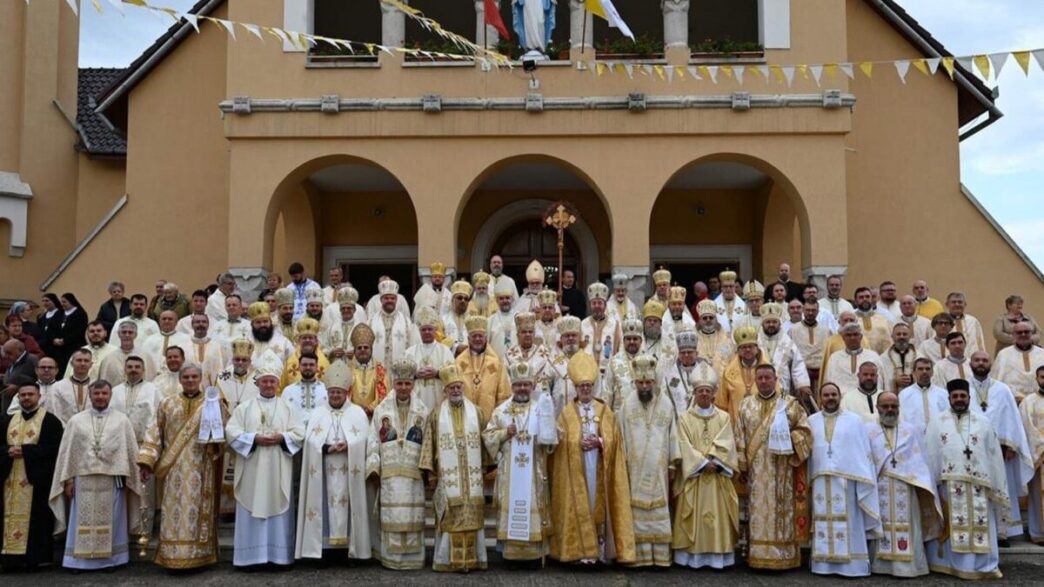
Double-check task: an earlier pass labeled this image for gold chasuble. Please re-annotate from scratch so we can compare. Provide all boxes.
[549,399,636,564]
[672,405,740,563]
[138,391,229,569]
[456,348,511,420]
[735,390,812,570]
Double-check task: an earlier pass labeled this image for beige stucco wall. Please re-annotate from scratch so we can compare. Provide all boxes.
[74,155,126,242]
[843,0,1042,349]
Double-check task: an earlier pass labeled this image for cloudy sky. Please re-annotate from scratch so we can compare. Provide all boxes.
[79,0,1044,271]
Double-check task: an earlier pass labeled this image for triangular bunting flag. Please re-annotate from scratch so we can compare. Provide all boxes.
[973,55,990,79]
[769,64,784,84]
[1034,50,1044,73]
[1012,51,1031,75]
[595,62,606,76]
[64,0,79,16]
[706,66,719,83]
[858,62,873,78]
[926,57,941,74]
[839,63,854,79]
[733,65,744,85]
[215,18,236,40]
[894,60,910,83]
[781,65,795,86]
[624,63,634,79]
[642,64,653,76]
[956,56,973,75]
[687,66,701,80]
[720,65,734,80]
[987,52,1008,77]
[810,64,823,86]
[941,56,955,79]
[757,65,770,83]
[911,59,930,76]
[242,23,263,40]
[653,65,666,81]
[665,66,675,83]
[91,0,102,13]
[675,66,685,80]
[823,64,838,78]
[182,13,200,34]
[698,65,711,81]
[796,64,808,80]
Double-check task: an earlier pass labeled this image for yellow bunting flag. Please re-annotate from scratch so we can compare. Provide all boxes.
[769,64,785,83]
[973,54,991,79]
[859,62,873,78]
[596,62,607,76]
[675,66,685,80]
[823,64,838,78]
[653,65,666,80]
[941,56,955,78]
[796,64,808,79]
[720,65,734,79]
[911,58,930,76]
[1013,51,1032,75]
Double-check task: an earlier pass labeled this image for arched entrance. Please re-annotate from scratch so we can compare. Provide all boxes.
[650,155,809,305]
[457,157,612,289]
[267,156,418,303]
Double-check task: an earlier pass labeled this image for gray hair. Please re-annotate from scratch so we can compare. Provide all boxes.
[840,322,863,335]
[118,320,138,332]
[107,281,125,293]
[163,282,179,292]
[218,272,236,285]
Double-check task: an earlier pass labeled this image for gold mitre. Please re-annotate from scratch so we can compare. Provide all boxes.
[415,306,440,328]
[692,360,719,390]
[378,279,399,297]
[230,338,254,359]
[439,364,466,387]
[350,322,376,346]
[274,287,294,308]
[450,280,473,298]
[557,315,581,335]
[587,282,609,302]
[719,269,738,285]
[611,273,629,289]
[493,278,515,297]
[305,287,324,304]
[336,286,359,307]
[652,267,671,286]
[668,286,687,304]
[643,298,665,320]
[742,279,765,301]
[760,302,784,321]
[675,326,697,350]
[630,354,658,381]
[430,261,447,277]
[537,288,558,307]
[525,260,545,283]
[733,325,758,346]
[465,314,488,335]
[254,350,282,380]
[390,358,418,382]
[247,301,270,321]
[696,299,717,317]
[567,352,598,385]
[323,359,352,391]
[471,270,490,288]
[514,311,536,330]
[295,317,320,339]
[621,318,643,338]
[508,361,534,384]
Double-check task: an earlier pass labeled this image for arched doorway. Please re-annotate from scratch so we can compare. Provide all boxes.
[457,157,612,290]
[491,218,582,288]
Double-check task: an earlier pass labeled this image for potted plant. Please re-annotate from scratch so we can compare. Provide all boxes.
[595,33,664,59]
[307,41,379,64]
[689,37,763,60]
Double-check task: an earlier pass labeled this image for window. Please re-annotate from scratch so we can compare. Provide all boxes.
[689,0,761,54]
[593,0,663,58]
[406,0,476,53]
[311,0,381,61]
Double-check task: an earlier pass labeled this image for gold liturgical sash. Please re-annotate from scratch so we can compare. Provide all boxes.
[3,410,44,555]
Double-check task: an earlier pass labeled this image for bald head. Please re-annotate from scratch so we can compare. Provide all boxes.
[3,338,25,359]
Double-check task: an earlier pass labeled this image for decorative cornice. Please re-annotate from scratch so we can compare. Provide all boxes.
[219,91,856,115]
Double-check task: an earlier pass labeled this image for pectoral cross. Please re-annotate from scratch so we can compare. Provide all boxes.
[890,455,898,468]
[827,445,833,458]
[963,446,973,460]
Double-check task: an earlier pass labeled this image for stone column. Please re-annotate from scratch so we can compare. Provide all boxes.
[662,0,690,65]
[802,265,847,294]
[614,266,650,309]
[475,0,501,49]
[229,267,269,304]
[381,0,406,48]
[569,0,593,56]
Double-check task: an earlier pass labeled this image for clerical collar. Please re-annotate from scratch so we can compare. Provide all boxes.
[740,358,757,368]
[673,316,682,322]
[126,379,143,387]
[592,315,606,323]
[90,342,105,349]
[844,348,861,356]
[699,326,716,335]
[396,397,410,405]
[160,330,176,336]
[946,355,965,364]
[901,315,916,323]
[949,312,964,320]
[756,391,776,401]
[228,318,241,324]
[70,375,90,385]
[823,409,839,417]
[357,361,371,369]
[803,319,817,327]
[21,408,39,418]
[762,332,778,341]
[1016,344,1034,352]
[182,390,201,399]
[193,336,209,343]
[696,405,715,416]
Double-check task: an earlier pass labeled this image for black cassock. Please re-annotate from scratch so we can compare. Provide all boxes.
[0,409,64,568]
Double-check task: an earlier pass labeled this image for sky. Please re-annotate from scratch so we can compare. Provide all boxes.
[78,0,1044,271]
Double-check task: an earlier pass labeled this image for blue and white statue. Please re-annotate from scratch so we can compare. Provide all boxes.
[512,0,557,58]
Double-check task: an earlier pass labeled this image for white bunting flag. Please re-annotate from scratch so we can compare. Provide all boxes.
[781,65,795,86]
[215,18,236,40]
[839,63,854,79]
[894,60,910,83]
[988,52,1008,77]
[809,64,823,86]
[926,57,941,74]
[687,66,701,80]
[242,23,263,40]
[734,65,745,85]
[707,66,719,83]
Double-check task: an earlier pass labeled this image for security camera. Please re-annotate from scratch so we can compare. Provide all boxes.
[522,59,537,72]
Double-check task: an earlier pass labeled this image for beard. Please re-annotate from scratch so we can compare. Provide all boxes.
[972,366,990,379]
[879,413,898,428]
[893,341,910,352]
[859,382,877,393]
[763,326,779,336]
[644,326,661,341]
[308,309,323,320]
[638,390,654,403]
[475,293,489,307]
[252,325,273,342]
[563,342,579,356]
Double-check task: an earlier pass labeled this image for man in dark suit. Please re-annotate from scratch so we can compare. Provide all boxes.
[559,269,587,319]
[2,340,39,415]
[768,262,806,302]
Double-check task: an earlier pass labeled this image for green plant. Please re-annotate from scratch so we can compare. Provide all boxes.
[689,37,763,55]
[596,32,663,57]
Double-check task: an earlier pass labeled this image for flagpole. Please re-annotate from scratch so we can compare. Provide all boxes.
[581,6,588,56]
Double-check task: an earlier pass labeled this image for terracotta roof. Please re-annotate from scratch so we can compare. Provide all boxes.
[77,67,127,156]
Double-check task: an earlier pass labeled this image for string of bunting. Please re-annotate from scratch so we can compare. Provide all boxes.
[47,0,1044,86]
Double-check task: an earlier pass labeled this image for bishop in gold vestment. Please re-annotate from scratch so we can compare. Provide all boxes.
[672,362,740,569]
[138,365,229,570]
[734,364,812,570]
[549,353,635,564]
[456,314,511,419]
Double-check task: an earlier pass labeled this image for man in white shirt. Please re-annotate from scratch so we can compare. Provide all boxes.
[818,274,854,319]
[109,294,159,347]
[206,272,237,323]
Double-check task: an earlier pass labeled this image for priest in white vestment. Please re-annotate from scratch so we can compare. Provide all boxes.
[881,323,918,393]
[49,348,93,424]
[483,361,558,561]
[600,318,645,412]
[838,363,885,422]
[214,340,262,515]
[714,270,747,332]
[969,351,1035,541]
[369,280,418,366]
[413,262,453,319]
[97,321,157,386]
[404,307,455,411]
[1018,367,1044,544]
[504,312,562,417]
[109,302,159,347]
[946,292,987,355]
[581,282,621,374]
[932,332,973,388]
[661,328,700,416]
[606,273,639,323]
[366,359,428,569]
[925,379,1010,580]
[757,303,812,397]
[897,295,933,346]
[992,322,1044,401]
[226,355,305,567]
[324,286,364,360]
[184,314,226,387]
[808,384,881,577]
[661,285,696,342]
[866,391,943,577]
[488,279,519,359]
[824,323,883,396]
[619,355,680,567]
[297,361,371,561]
[48,381,142,571]
[141,311,192,373]
[898,358,950,434]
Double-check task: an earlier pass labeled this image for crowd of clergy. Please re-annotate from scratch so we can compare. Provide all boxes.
[2,258,1043,580]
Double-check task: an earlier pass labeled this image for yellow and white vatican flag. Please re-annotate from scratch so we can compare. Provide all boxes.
[585,0,634,40]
